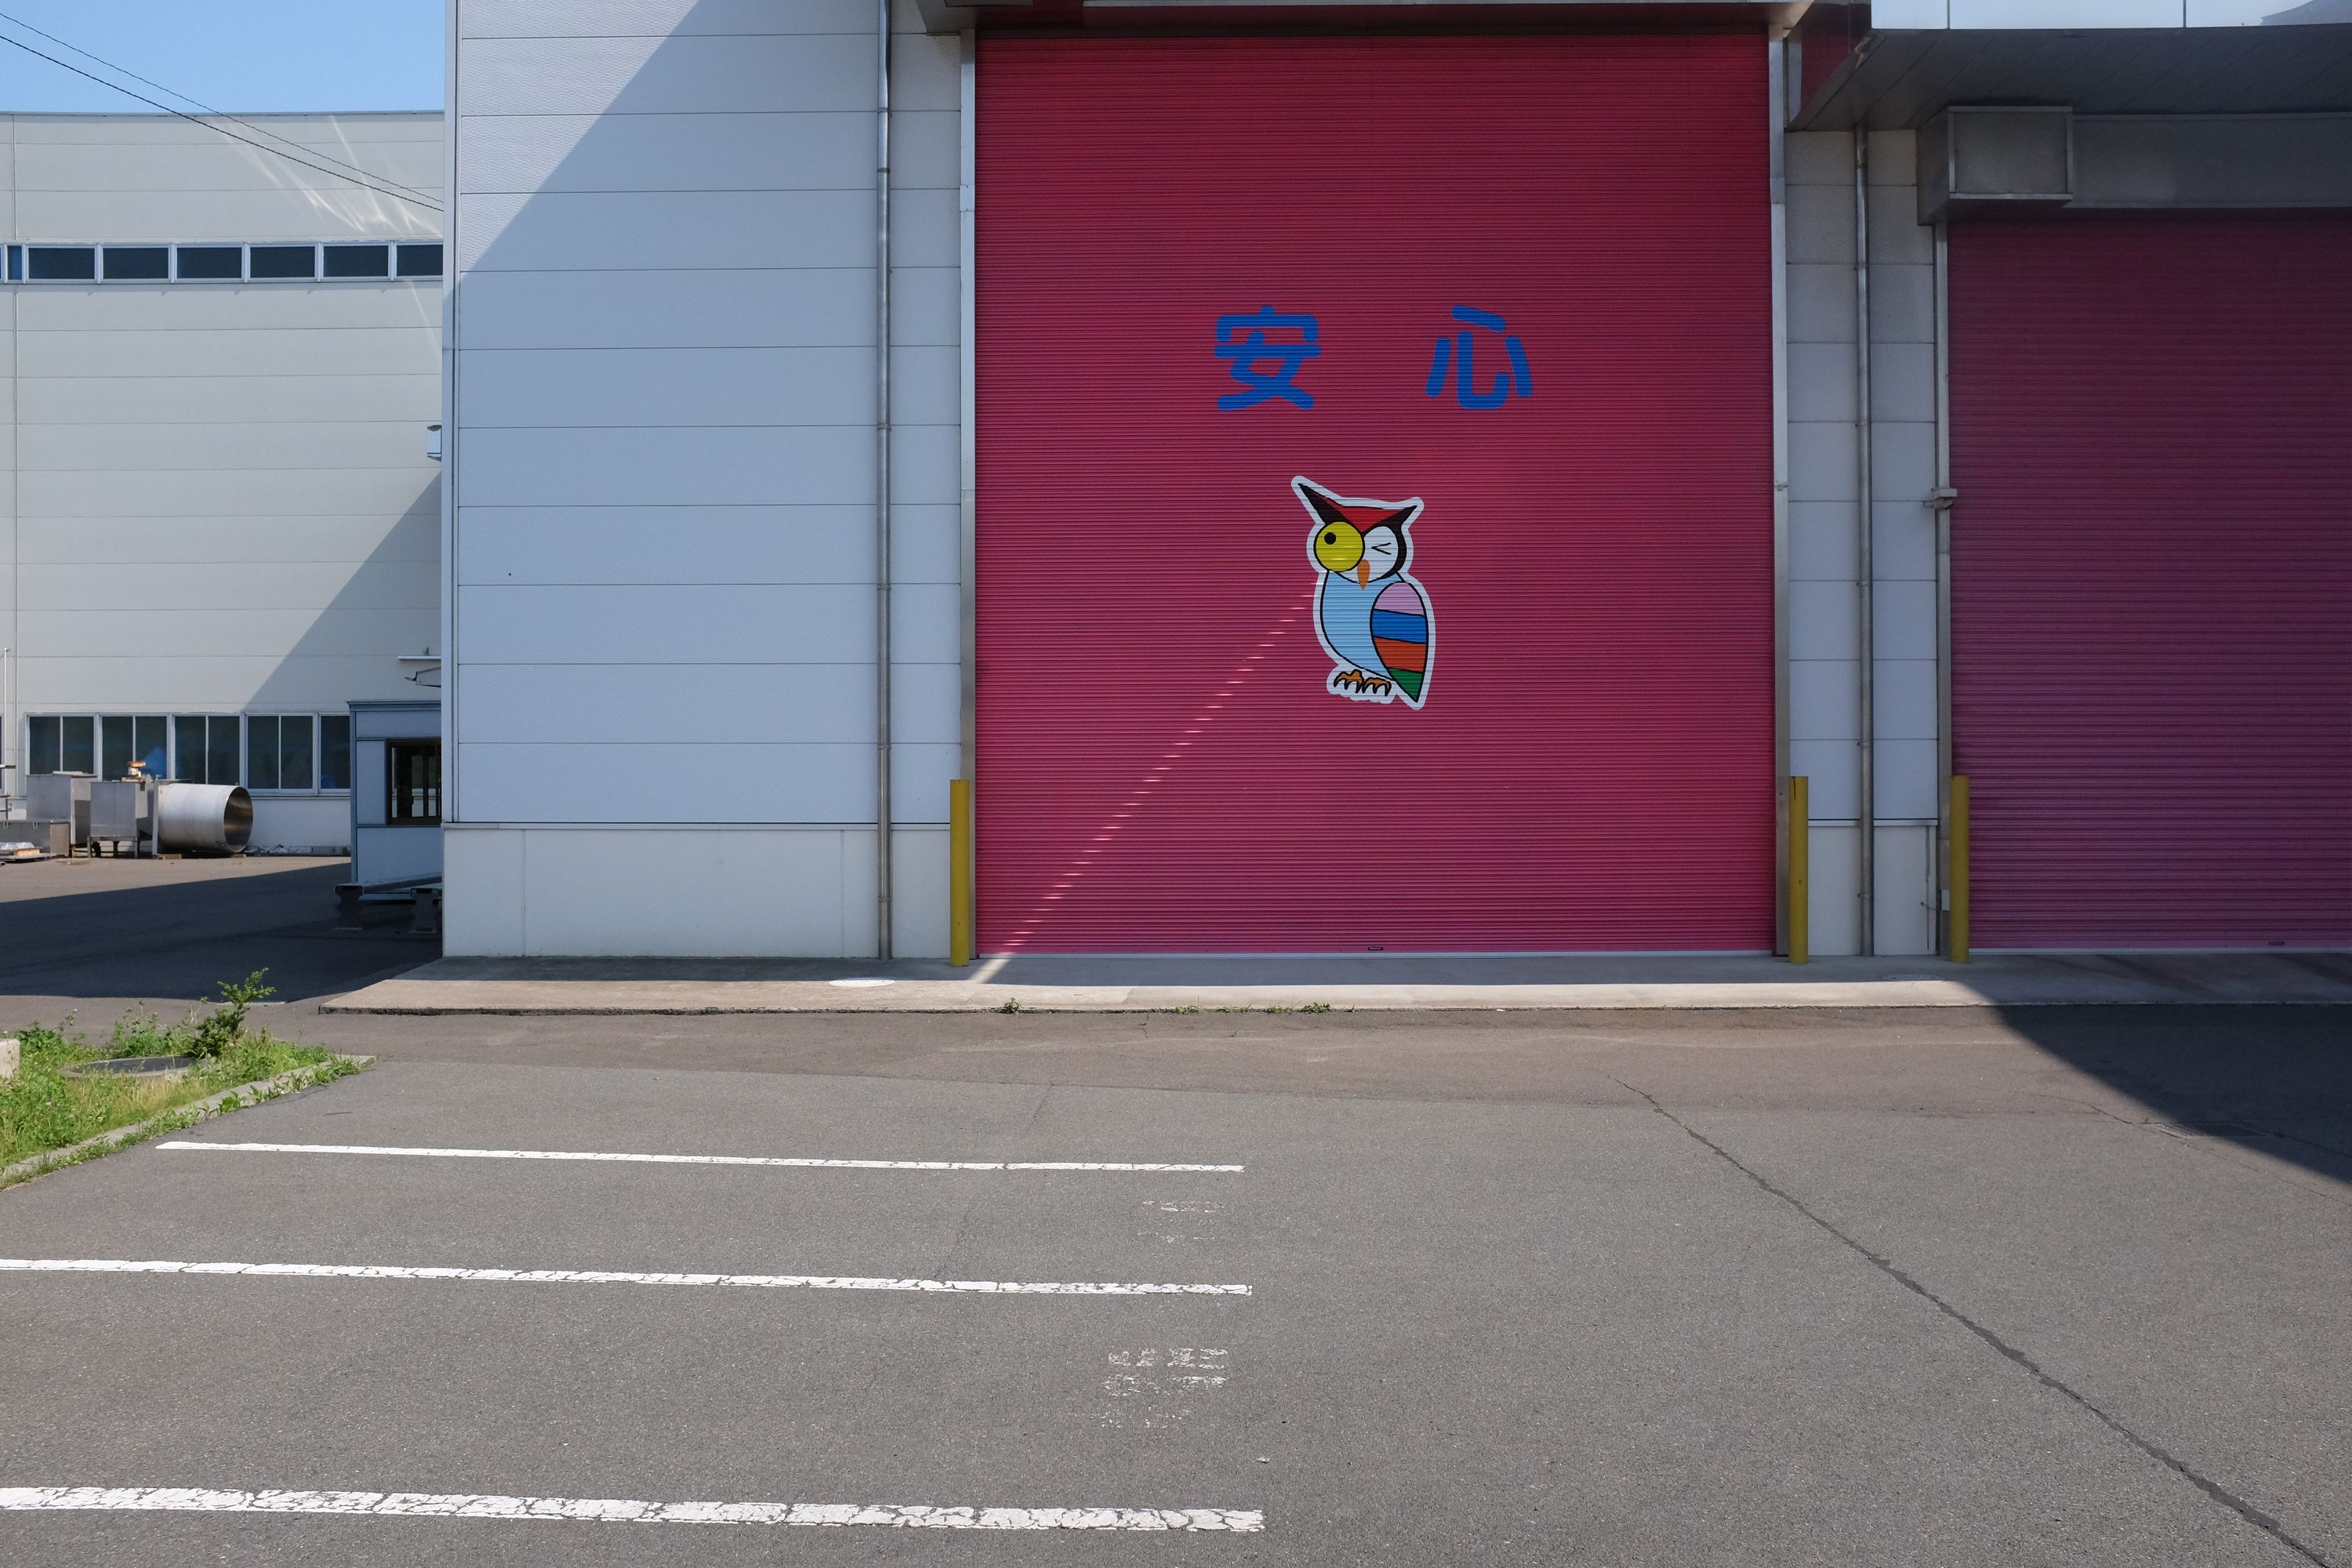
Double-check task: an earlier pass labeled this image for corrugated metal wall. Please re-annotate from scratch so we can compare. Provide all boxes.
[976,34,1773,953]
[1951,213,2352,949]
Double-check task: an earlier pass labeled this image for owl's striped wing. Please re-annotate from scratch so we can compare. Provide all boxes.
[1370,580,1430,703]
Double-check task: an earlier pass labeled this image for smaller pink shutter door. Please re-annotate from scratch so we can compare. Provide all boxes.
[1950,214,2352,949]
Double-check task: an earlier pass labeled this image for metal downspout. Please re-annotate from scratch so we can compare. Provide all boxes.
[1854,128,1875,954]
[1933,220,1956,956]
[875,0,895,960]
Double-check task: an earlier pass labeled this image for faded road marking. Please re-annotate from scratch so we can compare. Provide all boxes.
[0,1487,1262,1532]
[1105,1348,1231,1429]
[0,1258,1251,1297]
[157,1141,1243,1174]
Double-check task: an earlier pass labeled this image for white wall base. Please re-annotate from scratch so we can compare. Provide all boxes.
[1806,825,1863,957]
[1874,823,1936,956]
[249,796,351,855]
[445,823,951,959]
[1804,822,1939,957]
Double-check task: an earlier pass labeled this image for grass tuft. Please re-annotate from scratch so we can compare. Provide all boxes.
[1301,1001,1334,1014]
[996,997,1025,1014]
[3,973,356,1174]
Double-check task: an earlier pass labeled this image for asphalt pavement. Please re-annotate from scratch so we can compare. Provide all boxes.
[0,863,2346,1563]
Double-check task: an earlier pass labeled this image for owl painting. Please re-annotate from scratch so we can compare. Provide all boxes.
[1294,476,1432,709]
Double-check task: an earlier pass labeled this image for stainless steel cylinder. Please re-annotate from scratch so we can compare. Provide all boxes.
[155,783,252,854]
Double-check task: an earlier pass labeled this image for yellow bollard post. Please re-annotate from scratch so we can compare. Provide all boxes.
[949,779,973,968]
[1947,775,1969,964]
[1788,775,1809,966]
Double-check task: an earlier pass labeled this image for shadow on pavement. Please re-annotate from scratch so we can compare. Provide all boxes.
[1991,1004,2352,1190]
[0,858,434,1007]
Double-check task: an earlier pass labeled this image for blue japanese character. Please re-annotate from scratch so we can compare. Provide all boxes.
[1425,306,1531,410]
[1215,307,1320,411]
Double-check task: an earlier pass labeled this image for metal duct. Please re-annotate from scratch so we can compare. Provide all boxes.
[156,783,252,855]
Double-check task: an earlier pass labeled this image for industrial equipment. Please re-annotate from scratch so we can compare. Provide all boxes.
[156,782,252,855]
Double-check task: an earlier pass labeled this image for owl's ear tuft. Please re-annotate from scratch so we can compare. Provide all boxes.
[1381,503,1421,531]
[1292,477,1352,528]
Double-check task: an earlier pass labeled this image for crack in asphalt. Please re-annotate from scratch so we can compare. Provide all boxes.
[1613,1076,2336,1568]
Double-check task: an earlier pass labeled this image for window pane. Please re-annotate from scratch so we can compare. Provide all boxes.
[395,242,444,278]
[249,245,316,280]
[101,715,135,779]
[387,740,442,824]
[134,715,169,777]
[29,715,60,775]
[176,245,241,280]
[174,716,207,781]
[324,244,389,278]
[62,714,95,774]
[246,715,280,790]
[103,246,168,281]
[5,245,20,281]
[279,715,314,790]
[27,246,96,281]
[318,715,352,790]
[207,715,241,785]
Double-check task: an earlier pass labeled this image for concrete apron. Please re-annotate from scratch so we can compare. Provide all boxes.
[321,951,2352,1015]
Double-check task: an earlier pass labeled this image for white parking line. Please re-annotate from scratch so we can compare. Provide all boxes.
[0,1486,1263,1532]
[156,1141,1244,1173]
[0,1258,1250,1296]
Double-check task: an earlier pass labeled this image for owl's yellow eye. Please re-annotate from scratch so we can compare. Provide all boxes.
[1313,520,1364,573]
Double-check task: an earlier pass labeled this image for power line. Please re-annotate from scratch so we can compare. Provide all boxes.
[0,6,441,205]
[0,32,442,214]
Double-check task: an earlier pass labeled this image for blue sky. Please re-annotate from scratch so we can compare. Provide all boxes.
[0,2,441,114]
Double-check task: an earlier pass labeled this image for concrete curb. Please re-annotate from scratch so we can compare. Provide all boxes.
[0,1054,374,1193]
[316,953,2352,1016]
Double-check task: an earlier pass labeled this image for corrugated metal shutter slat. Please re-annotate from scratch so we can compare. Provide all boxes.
[1951,214,2352,949]
[977,35,1773,952]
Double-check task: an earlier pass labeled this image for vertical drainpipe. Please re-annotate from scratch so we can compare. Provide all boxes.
[1768,29,1792,957]
[441,0,460,831]
[1853,128,1875,955]
[1933,220,1955,956]
[874,0,895,960]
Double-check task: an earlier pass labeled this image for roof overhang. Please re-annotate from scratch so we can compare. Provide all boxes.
[915,0,1805,35]
[1795,20,2352,129]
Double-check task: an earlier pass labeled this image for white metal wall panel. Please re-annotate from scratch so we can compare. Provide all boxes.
[22,423,425,474]
[448,0,961,955]
[1783,129,1941,956]
[18,323,437,379]
[454,267,877,350]
[20,561,437,614]
[459,35,880,118]
[20,469,435,519]
[459,426,875,508]
[456,504,874,586]
[463,0,877,36]
[457,744,877,824]
[461,112,891,192]
[18,608,429,660]
[459,347,878,428]
[457,585,872,666]
[463,664,875,745]
[456,191,874,273]
[25,375,440,426]
[20,514,433,565]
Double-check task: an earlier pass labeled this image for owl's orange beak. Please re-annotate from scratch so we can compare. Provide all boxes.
[1356,559,1370,590]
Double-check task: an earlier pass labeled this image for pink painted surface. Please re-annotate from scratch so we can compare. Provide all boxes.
[1951,214,2352,949]
[975,35,1773,953]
